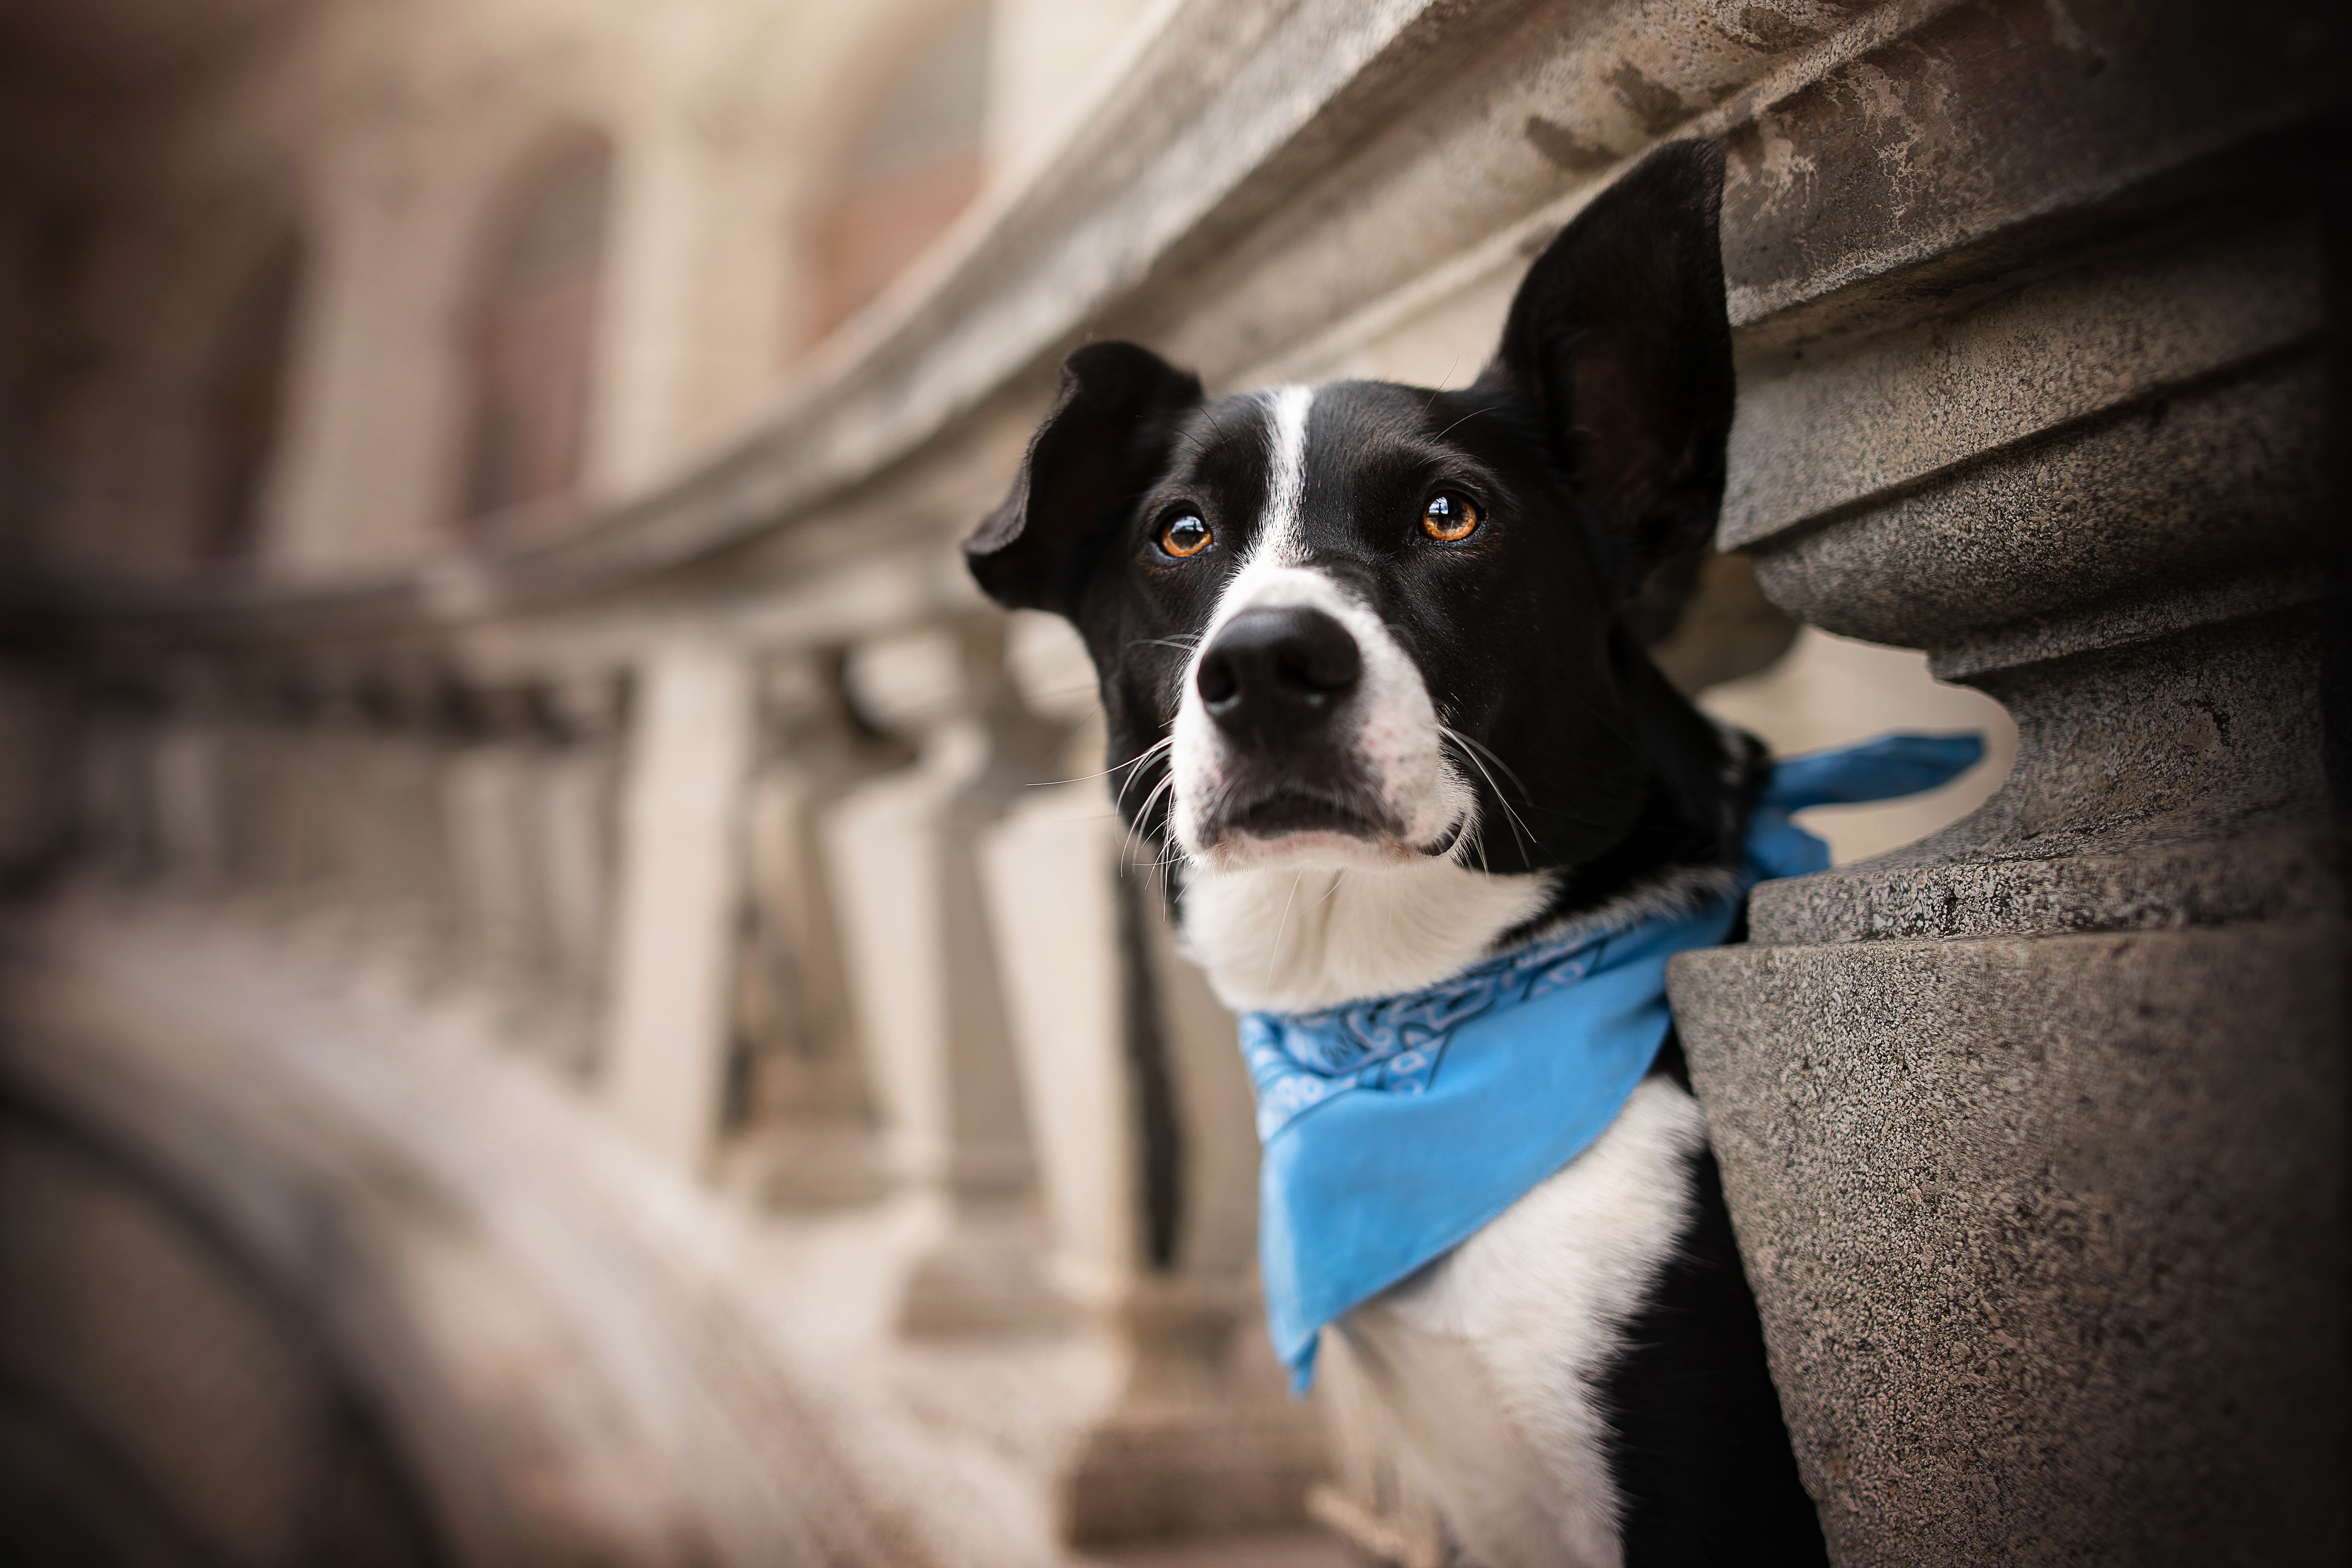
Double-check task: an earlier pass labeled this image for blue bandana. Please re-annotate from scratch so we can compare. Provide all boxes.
[1241,731,1986,1389]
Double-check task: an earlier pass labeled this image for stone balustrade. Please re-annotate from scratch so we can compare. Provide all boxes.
[31,567,1332,1550]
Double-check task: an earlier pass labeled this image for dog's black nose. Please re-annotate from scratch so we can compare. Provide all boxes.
[1197,606,1362,746]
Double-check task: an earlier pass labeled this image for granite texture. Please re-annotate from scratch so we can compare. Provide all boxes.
[1671,924,2348,1567]
[1749,605,2336,945]
[1670,8,2348,1560]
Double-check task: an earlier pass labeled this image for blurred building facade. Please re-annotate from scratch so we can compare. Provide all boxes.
[0,0,2340,1565]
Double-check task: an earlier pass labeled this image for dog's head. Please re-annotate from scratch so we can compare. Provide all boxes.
[966,142,1735,901]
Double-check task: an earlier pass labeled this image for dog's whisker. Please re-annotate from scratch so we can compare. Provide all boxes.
[1441,730,1535,859]
[1439,725,1539,848]
[1114,761,1169,816]
[1439,724,1534,805]
[1120,772,1178,874]
[1121,773,1174,856]
[1028,741,1168,790]
[1111,738,1176,812]
[1266,870,1305,990]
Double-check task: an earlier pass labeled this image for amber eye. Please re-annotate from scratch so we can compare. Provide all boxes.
[1160,513,1212,558]
[1421,491,1481,542]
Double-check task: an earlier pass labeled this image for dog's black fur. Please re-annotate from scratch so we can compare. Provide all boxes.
[1604,1028,1826,1566]
[967,141,1826,1567]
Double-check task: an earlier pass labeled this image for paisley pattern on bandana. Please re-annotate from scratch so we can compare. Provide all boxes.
[1241,924,1610,1142]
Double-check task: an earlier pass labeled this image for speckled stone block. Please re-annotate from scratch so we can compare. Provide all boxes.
[1672,924,2348,1566]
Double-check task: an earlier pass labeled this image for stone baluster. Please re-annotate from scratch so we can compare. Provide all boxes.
[206,673,266,895]
[439,684,555,986]
[214,671,310,902]
[339,667,462,967]
[0,660,70,885]
[601,637,755,1172]
[274,671,357,912]
[976,611,1325,1545]
[823,616,1067,1334]
[294,668,380,934]
[150,661,226,889]
[724,650,913,1206]
[1666,19,2345,1562]
[531,671,627,1075]
[76,681,162,885]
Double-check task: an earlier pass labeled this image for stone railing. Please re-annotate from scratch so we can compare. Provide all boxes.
[3,0,2342,1563]
[29,569,1331,1558]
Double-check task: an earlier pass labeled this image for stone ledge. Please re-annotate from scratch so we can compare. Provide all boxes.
[1743,833,2344,946]
[1724,212,2325,551]
[1744,348,2328,651]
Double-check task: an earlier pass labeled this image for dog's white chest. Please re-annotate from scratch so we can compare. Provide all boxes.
[1331,1078,1709,1568]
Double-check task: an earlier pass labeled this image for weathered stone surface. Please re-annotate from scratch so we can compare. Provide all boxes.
[1744,832,2342,946]
[1742,350,2327,655]
[1671,9,2348,1561]
[1720,0,2345,337]
[1725,214,2327,552]
[1748,604,2335,944]
[1670,923,2350,1568]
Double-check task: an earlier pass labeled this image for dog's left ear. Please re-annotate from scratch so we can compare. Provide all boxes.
[965,341,1205,618]
[1486,139,1734,592]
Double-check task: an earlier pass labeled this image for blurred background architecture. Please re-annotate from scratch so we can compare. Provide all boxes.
[0,0,2338,1564]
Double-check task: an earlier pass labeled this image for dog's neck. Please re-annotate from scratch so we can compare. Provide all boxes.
[1174,832,1741,1017]
[1176,855,1559,1015]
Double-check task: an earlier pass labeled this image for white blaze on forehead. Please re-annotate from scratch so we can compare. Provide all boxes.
[1251,384,1315,565]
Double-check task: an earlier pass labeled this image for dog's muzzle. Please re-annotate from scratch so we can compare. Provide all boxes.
[1191,605,1399,845]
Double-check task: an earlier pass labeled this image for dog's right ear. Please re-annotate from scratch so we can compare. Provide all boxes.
[965,341,1205,617]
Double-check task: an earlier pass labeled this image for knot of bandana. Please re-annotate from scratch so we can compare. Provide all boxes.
[1240,731,1985,1389]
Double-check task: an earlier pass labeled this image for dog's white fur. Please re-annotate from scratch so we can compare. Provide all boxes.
[1339,1080,1708,1568]
[1171,390,1709,1568]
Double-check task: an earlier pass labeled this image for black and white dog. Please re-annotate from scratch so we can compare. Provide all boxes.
[966,142,1827,1568]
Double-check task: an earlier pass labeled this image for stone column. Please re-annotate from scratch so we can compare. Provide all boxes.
[726,651,911,1207]
[1667,12,2346,1562]
[532,673,627,1076]
[342,670,461,969]
[0,661,71,884]
[77,692,160,885]
[822,618,1064,1334]
[602,638,756,1174]
[150,664,226,889]
[291,675,381,936]
[976,610,1322,1544]
[439,689,553,986]
[981,777,1324,1545]
[213,674,314,905]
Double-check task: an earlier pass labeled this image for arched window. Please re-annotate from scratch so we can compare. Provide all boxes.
[201,234,303,564]
[806,8,989,344]
[460,136,611,546]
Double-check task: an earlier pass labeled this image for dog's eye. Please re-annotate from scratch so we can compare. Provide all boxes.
[1160,514,1212,558]
[1421,492,1481,542]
